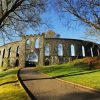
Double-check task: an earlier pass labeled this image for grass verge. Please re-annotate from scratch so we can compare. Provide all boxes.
[38,59,100,91]
[0,68,28,100]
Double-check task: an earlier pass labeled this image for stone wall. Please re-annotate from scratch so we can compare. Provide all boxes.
[44,38,100,65]
[0,34,100,67]
[0,39,26,68]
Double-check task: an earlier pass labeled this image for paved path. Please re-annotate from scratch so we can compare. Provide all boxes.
[19,67,100,100]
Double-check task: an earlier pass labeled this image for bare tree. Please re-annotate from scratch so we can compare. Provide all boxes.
[85,27,100,42]
[56,0,100,30]
[45,30,56,38]
[0,0,47,42]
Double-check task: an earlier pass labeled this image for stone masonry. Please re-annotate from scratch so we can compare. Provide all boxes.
[0,33,100,67]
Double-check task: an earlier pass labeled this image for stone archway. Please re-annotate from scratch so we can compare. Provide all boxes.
[15,59,19,67]
[45,58,50,66]
[25,52,38,67]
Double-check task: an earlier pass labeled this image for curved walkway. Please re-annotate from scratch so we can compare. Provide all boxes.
[19,67,100,100]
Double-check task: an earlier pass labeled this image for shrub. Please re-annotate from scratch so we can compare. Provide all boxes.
[67,57,100,70]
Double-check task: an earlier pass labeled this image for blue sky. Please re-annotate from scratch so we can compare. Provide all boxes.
[0,3,91,46]
[0,7,87,46]
[26,4,87,41]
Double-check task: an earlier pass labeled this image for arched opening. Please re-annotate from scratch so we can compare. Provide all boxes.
[97,49,100,56]
[71,44,75,56]
[92,46,98,56]
[35,38,39,48]
[1,61,3,67]
[82,46,85,57]
[25,52,38,67]
[8,47,11,58]
[26,39,31,49]
[16,46,19,57]
[2,49,5,58]
[8,60,10,66]
[58,44,63,56]
[26,39,30,45]
[15,59,19,67]
[66,44,71,56]
[45,58,50,66]
[91,48,93,57]
[45,45,50,56]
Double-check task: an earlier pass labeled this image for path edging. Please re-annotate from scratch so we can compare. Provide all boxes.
[41,72,100,94]
[17,68,37,100]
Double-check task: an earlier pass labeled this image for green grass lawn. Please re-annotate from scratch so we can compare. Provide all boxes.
[0,68,28,100]
[38,59,100,90]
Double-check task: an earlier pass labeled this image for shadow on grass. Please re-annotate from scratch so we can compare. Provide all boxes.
[40,66,78,73]
[21,69,100,81]
[0,80,18,86]
[41,64,91,74]
[52,69,100,79]
[0,69,18,78]
[19,68,100,100]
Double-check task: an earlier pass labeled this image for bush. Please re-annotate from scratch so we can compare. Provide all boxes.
[83,57,100,69]
[67,57,100,70]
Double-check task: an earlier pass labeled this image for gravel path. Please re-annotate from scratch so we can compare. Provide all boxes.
[19,67,100,100]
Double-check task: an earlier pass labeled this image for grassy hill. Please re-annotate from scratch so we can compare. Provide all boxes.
[38,57,100,90]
